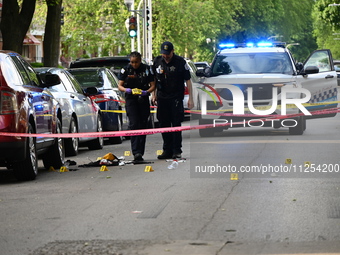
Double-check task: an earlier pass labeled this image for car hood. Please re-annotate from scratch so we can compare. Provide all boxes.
[201,74,296,85]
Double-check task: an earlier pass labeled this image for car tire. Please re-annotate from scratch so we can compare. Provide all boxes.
[88,114,104,150]
[42,119,65,169]
[109,114,123,144]
[13,123,38,181]
[289,116,305,135]
[65,117,79,156]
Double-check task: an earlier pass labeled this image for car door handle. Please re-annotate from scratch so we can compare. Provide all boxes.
[325,75,334,79]
[70,95,75,98]
[41,95,47,100]
[83,98,87,101]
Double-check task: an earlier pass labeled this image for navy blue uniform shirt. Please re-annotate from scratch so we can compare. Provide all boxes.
[152,54,191,100]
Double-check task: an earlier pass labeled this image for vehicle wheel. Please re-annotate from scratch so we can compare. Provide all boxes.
[88,114,104,150]
[42,119,65,169]
[109,114,123,144]
[65,117,79,156]
[13,123,38,181]
[289,116,304,135]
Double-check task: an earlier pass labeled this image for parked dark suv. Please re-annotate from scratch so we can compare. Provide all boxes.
[69,56,131,75]
[0,51,65,181]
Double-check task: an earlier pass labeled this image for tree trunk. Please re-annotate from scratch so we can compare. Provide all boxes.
[43,0,62,67]
[0,0,36,54]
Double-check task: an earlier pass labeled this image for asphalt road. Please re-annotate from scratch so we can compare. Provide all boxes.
[1,110,340,254]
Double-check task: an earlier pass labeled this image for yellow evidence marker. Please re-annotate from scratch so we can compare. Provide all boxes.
[285,158,292,164]
[49,166,57,172]
[59,166,69,172]
[230,173,238,180]
[144,166,154,172]
[156,150,163,156]
[100,165,109,172]
[124,151,131,156]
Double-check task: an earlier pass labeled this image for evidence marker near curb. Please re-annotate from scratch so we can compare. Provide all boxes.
[144,166,154,172]
[156,150,163,156]
[124,151,131,156]
[304,161,311,167]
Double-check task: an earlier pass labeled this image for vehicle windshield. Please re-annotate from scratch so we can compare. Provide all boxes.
[68,70,103,88]
[210,52,293,76]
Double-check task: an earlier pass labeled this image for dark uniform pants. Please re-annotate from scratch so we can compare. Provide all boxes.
[156,98,184,155]
[126,96,150,156]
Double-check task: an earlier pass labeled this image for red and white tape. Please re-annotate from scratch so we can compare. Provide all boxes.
[0,108,338,138]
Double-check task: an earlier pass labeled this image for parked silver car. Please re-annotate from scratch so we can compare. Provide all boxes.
[35,67,104,156]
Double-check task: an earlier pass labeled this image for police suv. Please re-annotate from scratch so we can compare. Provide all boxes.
[196,42,338,137]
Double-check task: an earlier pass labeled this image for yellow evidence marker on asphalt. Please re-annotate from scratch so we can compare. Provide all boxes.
[304,161,311,167]
[124,151,131,156]
[49,166,57,172]
[156,150,163,155]
[285,158,292,164]
[144,166,154,172]
[230,173,238,180]
[100,165,109,172]
[59,166,69,172]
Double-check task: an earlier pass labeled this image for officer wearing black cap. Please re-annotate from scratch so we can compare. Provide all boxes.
[118,51,155,162]
[152,41,194,160]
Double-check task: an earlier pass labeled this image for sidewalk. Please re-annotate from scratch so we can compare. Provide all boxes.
[141,240,340,255]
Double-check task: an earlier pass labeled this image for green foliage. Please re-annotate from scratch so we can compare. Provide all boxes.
[312,0,340,59]
[31,0,320,62]
[30,62,44,67]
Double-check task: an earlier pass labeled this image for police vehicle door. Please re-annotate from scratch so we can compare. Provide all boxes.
[298,49,338,118]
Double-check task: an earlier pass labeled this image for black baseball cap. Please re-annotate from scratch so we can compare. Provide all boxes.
[160,41,174,54]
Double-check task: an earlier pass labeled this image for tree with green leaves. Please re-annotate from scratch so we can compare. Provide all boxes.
[30,0,318,64]
[43,0,63,67]
[0,0,36,54]
[312,0,340,59]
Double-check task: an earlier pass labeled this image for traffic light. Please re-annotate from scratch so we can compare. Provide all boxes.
[146,7,150,29]
[128,16,137,38]
[60,6,64,25]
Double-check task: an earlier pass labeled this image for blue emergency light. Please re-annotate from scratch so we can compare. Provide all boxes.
[219,41,285,49]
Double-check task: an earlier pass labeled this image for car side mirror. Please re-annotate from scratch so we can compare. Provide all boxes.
[44,74,61,86]
[304,66,319,74]
[196,67,211,77]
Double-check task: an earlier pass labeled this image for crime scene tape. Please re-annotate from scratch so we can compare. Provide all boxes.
[94,96,340,114]
[0,108,339,139]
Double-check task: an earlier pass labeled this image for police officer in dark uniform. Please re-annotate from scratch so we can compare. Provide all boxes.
[118,51,155,162]
[152,42,194,160]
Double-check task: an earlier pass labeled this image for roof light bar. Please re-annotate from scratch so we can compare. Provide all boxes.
[219,43,235,48]
[257,42,273,47]
[218,41,287,49]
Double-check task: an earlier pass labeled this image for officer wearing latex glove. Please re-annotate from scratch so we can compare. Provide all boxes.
[118,51,155,162]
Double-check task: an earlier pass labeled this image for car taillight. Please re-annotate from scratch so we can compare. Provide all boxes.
[184,85,189,95]
[91,94,108,103]
[0,91,18,114]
